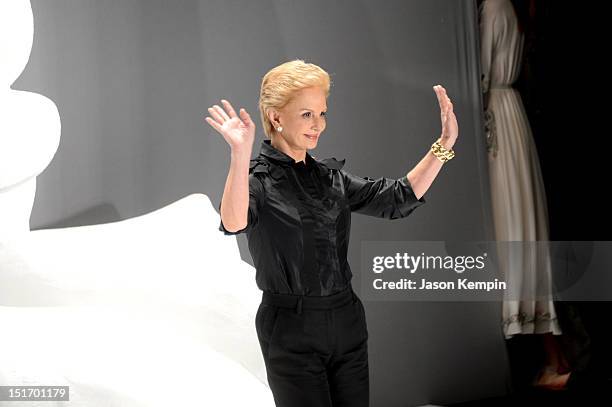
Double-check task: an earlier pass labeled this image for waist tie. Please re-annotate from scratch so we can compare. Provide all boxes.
[261,286,357,315]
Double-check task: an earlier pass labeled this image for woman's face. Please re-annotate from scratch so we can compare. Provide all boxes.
[270,86,327,151]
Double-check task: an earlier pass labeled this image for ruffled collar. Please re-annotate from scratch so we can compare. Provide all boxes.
[253,139,346,180]
[260,139,317,168]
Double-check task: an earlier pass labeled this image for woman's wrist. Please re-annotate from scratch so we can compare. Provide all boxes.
[231,146,253,162]
[437,136,454,151]
[430,137,455,163]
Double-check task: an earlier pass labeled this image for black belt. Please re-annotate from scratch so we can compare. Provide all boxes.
[261,286,357,315]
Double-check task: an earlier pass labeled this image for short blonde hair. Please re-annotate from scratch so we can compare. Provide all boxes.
[259,59,332,139]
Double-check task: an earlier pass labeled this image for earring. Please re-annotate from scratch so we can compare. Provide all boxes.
[276,126,283,132]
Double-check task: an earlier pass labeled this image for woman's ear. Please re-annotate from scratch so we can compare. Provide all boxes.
[267,108,281,128]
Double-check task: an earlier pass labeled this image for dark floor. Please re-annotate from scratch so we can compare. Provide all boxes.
[447,381,612,406]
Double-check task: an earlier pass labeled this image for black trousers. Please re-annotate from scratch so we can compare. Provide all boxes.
[255,285,369,407]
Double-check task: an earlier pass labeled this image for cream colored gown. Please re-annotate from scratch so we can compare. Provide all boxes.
[479,0,562,338]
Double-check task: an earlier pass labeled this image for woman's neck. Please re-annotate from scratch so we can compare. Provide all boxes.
[271,137,307,163]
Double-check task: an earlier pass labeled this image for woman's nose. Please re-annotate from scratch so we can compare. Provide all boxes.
[313,118,324,130]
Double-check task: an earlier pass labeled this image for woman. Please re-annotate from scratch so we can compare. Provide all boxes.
[206,59,457,407]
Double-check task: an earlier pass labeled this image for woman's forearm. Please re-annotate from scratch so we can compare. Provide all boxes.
[406,137,449,200]
[219,147,252,232]
[407,85,457,199]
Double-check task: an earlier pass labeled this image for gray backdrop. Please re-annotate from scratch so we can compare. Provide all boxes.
[16,0,509,405]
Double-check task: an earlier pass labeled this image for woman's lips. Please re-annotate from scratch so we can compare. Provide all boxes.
[304,134,318,140]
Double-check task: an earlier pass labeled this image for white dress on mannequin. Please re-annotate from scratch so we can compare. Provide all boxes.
[479,0,562,338]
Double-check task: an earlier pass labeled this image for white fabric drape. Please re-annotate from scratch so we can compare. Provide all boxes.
[479,0,562,339]
[0,194,275,406]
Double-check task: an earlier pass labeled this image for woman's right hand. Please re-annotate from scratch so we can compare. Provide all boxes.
[205,99,256,152]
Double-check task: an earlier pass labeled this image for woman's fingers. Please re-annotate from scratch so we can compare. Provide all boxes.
[204,100,255,141]
[434,85,454,120]
[221,99,238,118]
[239,108,253,128]
[434,85,444,111]
[208,99,235,124]
[204,116,223,133]
[208,106,225,124]
[212,104,230,122]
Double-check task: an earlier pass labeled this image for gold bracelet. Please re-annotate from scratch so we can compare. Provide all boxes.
[430,139,455,163]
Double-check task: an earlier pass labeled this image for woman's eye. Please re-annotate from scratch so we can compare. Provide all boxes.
[302,112,327,118]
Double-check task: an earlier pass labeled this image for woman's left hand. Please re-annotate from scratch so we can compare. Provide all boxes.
[433,85,458,150]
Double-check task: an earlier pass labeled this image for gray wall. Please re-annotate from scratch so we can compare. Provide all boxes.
[16,0,509,405]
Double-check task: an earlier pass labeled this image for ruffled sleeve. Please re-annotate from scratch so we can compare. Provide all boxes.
[218,160,266,235]
[341,171,426,219]
[318,157,426,219]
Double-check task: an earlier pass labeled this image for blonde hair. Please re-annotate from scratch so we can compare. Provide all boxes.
[258,59,332,139]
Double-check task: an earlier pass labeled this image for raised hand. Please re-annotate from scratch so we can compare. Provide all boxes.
[433,85,458,150]
[204,99,256,152]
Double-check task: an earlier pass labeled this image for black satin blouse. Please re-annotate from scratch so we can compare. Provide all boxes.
[219,139,426,297]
